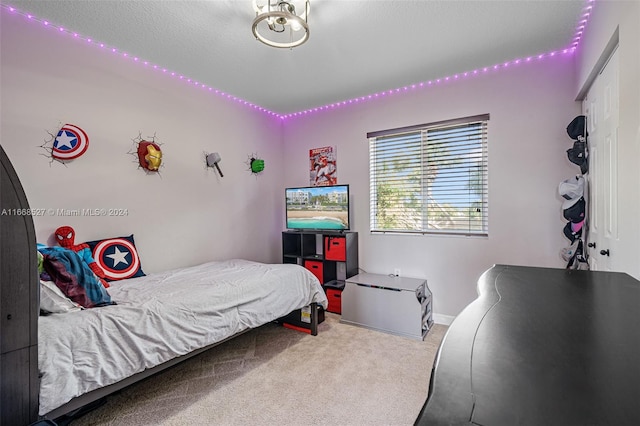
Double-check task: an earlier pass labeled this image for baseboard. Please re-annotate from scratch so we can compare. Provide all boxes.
[433,313,455,326]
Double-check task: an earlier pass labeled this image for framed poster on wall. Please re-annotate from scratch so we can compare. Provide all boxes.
[309,146,337,186]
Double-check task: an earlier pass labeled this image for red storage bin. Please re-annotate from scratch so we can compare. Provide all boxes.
[304,260,324,283]
[324,236,346,261]
[326,288,342,314]
[324,280,345,314]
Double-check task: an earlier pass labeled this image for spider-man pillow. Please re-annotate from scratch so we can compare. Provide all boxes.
[84,234,146,281]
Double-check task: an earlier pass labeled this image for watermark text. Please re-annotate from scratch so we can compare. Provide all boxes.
[1,208,129,217]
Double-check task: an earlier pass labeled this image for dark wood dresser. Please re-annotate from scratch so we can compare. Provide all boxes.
[416,264,640,426]
[1,145,39,425]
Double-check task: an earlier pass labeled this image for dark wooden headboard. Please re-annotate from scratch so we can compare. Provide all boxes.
[0,145,39,425]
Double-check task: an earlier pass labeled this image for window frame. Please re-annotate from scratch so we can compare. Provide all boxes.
[367,113,489,236]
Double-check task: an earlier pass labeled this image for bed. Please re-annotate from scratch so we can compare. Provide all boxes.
[0,145,328,423]
[38,258,328,419]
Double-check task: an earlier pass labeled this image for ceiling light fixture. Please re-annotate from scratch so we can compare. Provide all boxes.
[252,0,310,49]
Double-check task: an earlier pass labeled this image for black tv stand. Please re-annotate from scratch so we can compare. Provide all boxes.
[282,230,358,284]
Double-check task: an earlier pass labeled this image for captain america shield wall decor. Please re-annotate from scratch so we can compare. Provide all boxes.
[40,123,90,164]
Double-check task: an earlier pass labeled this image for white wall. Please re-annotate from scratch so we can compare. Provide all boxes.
[575,0,640,279]
[0,11,285,273]
[1,7,591,319]
[282,56,580,317]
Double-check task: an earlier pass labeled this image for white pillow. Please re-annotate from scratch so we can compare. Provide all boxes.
[40,280,82,314]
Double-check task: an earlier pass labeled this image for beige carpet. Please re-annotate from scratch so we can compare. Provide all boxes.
[70,313,447,426]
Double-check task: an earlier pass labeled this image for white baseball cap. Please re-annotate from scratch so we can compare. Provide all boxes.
[559,176,585,210]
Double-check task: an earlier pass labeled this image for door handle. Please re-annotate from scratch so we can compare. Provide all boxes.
[587,242,596,248]
[600,249,610,256]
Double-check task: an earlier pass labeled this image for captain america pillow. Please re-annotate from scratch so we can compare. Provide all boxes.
[84,234,146,281]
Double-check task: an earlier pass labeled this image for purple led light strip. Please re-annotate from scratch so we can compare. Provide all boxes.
[1,3,281,118]
[2,0,595,121]
[280,0,595,119]
[281,50,575,119]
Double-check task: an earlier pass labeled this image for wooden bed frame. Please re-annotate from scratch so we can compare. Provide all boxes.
[0,146,320,424]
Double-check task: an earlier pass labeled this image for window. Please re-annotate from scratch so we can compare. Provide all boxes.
[368,114,489,235]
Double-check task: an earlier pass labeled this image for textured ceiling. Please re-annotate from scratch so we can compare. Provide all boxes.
[5,0,586,114]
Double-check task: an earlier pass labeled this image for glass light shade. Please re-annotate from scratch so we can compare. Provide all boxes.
[252,0,310,48]
[252,11,309,48]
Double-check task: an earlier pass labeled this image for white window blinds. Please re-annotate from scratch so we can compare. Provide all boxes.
[368,114,489,235]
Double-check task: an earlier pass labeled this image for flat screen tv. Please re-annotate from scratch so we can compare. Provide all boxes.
[285,185,350,231]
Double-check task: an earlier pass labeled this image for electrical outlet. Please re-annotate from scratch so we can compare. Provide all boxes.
[394,268,401,277]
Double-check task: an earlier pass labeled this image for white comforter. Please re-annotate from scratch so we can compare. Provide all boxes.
[38,259,327,415]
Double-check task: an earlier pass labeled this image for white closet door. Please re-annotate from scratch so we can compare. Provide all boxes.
[583,48,619,271]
